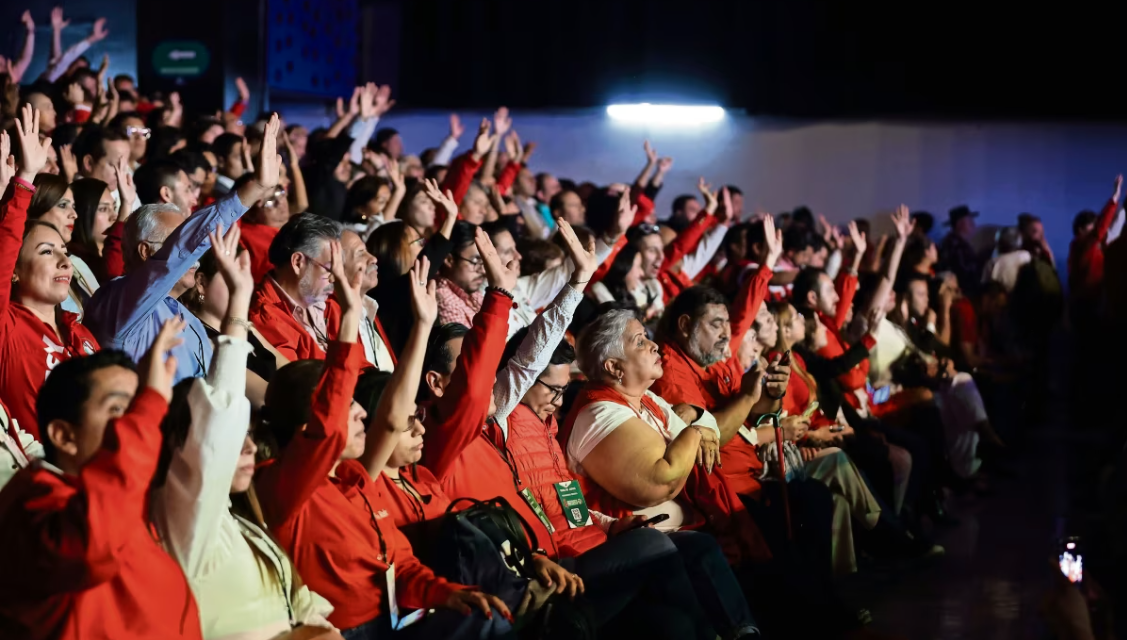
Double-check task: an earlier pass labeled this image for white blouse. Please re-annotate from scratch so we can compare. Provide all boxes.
[152,336,333,640]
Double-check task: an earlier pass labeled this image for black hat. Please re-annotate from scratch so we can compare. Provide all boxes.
[945,205,979,226]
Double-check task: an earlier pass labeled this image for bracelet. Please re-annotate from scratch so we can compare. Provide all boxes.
[488,286,515,300]
[570,279,590,286]
[226,316,253,332]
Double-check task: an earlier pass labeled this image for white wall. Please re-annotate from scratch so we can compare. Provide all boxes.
[283,103,1127,272]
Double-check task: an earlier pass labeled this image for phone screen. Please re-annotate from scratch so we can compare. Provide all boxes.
[1059,539,1083,584]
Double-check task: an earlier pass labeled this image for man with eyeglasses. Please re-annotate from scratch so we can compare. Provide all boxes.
[84,115,283,385]
[108,111,149,170]
[435,221,488,326]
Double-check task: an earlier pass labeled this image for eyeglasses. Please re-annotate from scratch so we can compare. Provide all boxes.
[302,253,333,275]
[535,379,567,403]
[634,223,661,235]
[264,187,288,208]
[126,126,152,140]
[453,253,485,269]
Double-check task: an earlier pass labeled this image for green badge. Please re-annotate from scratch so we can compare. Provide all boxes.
[520,487,555,534]
[553,480,592,529]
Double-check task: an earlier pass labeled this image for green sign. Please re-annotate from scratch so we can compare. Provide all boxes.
[152,41,211,78]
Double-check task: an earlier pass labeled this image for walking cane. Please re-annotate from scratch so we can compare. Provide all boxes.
[756,411,792,541]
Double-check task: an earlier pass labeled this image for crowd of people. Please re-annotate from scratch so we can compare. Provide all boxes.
[0,8,1120,640]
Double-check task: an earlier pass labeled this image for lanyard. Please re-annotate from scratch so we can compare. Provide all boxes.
[391,473,426,522]
[485,419,523,490]
[185,318,208,373]
[234,514,296,624]
[356,485,390,563]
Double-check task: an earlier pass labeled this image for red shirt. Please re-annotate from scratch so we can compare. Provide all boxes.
[102,220,125,280]
[658,214,720,303]
[434,152,483,229]
[421,292,559,557]
[1069,197,1118,301]
[814,272,868,393]
[249,276,342,362]
[0,186,101,439]
[950,297,978,349]
[651,263,774,498]
[0,389,201,640]
[377,465,452,529]
[257,341,463,629]
[237,220,279,284]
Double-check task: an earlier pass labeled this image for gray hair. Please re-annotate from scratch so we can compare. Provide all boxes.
[575,309,635,381]
[123,203,182,265]
[268,213,343,268]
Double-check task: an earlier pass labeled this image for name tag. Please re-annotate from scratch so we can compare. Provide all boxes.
[553,480,592,529]
[520,487,556,534]
[387,563,428,629]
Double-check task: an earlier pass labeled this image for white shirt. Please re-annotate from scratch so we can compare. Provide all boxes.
[981,250,1032,292]
[152,336,334,638]
[359,296,395,372]
[678,222,729,281]
[507,236,615,339]
[0,408,43,493]
[590,278,664,321]
[566,390,719,532]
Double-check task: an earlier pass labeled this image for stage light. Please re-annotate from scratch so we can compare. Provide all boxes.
[606,103,725,125]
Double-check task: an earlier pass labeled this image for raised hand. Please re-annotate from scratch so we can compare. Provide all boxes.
[113,156,136,213]
[656,156,673,173]
[358,83,377,119]
[493,106,512,137]
[847,219,867,258]
[0,132,13,196]
[698,177,718,214]
[64,82,84,106]
[891,204,914,240]
[503,131,523,165]
[716,186,734,224]
[867,305,887,337]
[522,140,537,163]
[372,84,394,117]
[256,114,281,189]
[14,104,49,181]
[51,7,69,30]
[449,113,464,139]
[347,86,362,117]
[762,214,783,270]
[557,218,597,287]
[138,318,186,402]
[329,239,364,314]
[88,17,108,43]
[608,188,638,240]
[207,223,254,295]
[408,256,438,326]
[475,226,519,292]
[1114,174,1123,203]
[21,10,33,31]
[423,178,457,220]
[235,76,250,103]
[385,154,404,190]
[472,118,494,158]
[643,140,657,163]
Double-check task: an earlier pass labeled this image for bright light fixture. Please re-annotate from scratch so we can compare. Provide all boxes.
[606,103,725,125]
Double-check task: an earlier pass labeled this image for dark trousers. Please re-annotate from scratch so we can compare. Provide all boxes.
[741,478,835,581]
[341,607,515,640]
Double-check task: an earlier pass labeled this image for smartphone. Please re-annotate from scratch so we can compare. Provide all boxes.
[1059,537,1083,585]
[630,513,671,530]
[779,349,792,367]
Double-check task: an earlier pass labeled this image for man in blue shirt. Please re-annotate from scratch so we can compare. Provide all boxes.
[85,114,282,383]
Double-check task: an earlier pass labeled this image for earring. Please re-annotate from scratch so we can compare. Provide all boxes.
[199,292,205,304]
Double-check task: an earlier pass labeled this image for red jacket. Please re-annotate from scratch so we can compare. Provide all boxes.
[503,403,608,558]
[589,192,655,286]
[658,214,720,303]
[420,291,558,557]
[257,341,463,629]
[560,383,771,565]
[102,220,125,280]
[495,161,521,197]
[651,263,773,499]
[0,185,101,440]
[1069,197,1118,302]
[0,389,201,640]
[377,465,452,529]
[237,219,279,284]
[249,276,342,362]
[814,271,868,393]
[434,151,483,229]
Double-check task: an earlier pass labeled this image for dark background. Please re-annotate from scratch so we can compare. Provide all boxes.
[2,0,1123,118]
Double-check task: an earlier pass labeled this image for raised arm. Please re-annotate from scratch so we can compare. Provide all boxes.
[45,17,105,83]
[633,141,658,191]
[479,107,510,189]
[426,229,516,480]
[49,7,67,64]
[729,214,782,356]
[864,205,913,318]
[494,220,593,427]
[9,12,35,85]
[438,119,493,207]
[359,257,436,479]
[281,131,309,215]
[260,240,364,527]
[158,225,254,578]
[1094,174,1123,247]
[429,114,463,167]
[0,129,33,340]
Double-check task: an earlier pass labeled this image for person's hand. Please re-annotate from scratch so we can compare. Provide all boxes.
[51,7,69,31]
[475,226,520,292]
[799,446,818,463]
[804,427,835,447]
[608,515,652,536]
[449,112,464,139]
[493,106,512,137]
[58,144,78,182]
[867,306,887,338]
[740,356,768,403]
[695,425,720,473]
[88,17,108,43]
[357,83,377,119]
[423,178,457,220]
[698,177,718,214]
[138,317,186,403]
[444,589,513,621]
[531,555,584,599]
[672,403,700,425]
[656,156,673,173]
[1114,174,1123,204]
[892,204,914,240]
[385,154,404,191]
[14,104,49,181]
[372,84,394,117]
[716,186,734,224]
[762,352,790,400]
[21,10,33,32]
[503,131,523,165]
[255,113,281,190]
[234,76,250,103]
[557,218,597,286]
[0,132,13,196]
[925,307,937,327]
[847,219,867,258]
[408,256,438,326]
[522,140,537,163]
[643,140,658,164]
[64,82,84,106]
[346,86,361,117]
[762,213,783,270]
[329,239,365,314]
[207,223,254,295]
[607,188,638,240]
[472,118,494,159]
[113,156,135,213]
[780,414,809,441]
